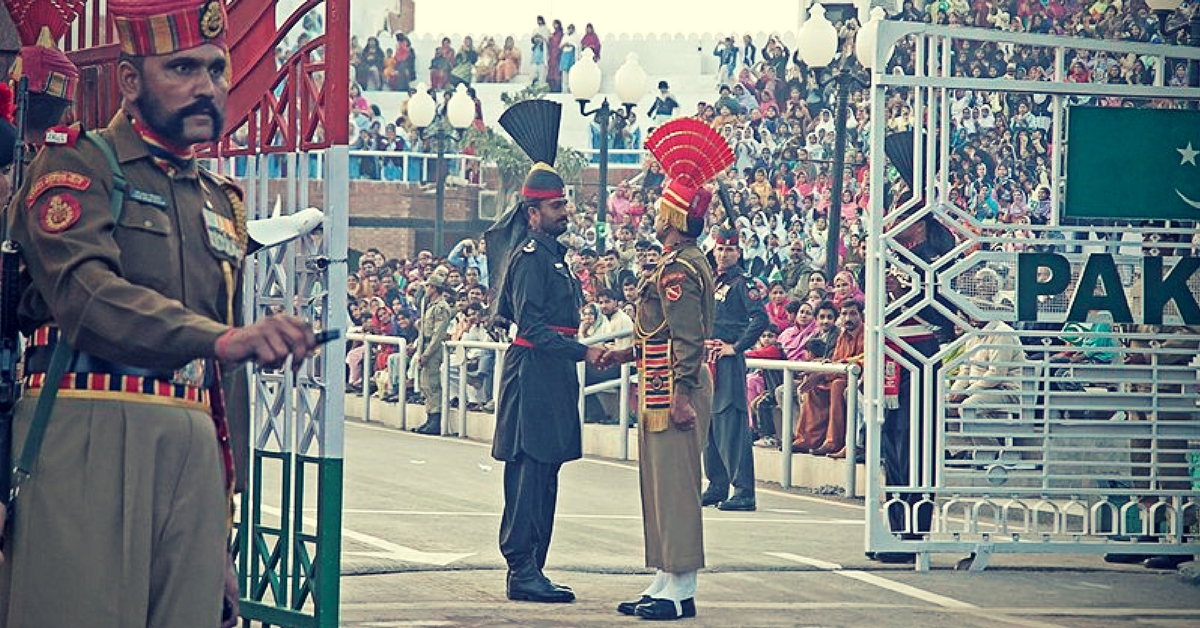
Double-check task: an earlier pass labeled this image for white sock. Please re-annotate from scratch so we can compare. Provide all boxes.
[657,570,697,602]
[640,569,667,597]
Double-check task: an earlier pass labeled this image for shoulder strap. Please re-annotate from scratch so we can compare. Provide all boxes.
[9,338,71,504]
[84,131,127,221]
[10,133,127,507]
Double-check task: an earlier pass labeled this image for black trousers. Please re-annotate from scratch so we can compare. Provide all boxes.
[499,454,563,571]
[704,404,756,497]
[881,336,940,536]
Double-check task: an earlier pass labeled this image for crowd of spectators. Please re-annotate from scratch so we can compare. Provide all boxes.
[340,0,1199,423]
[349,16,603,93]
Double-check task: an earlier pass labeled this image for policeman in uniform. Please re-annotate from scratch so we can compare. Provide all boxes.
[0,1,318,625]
[604,118,730,621]
[485,100,604,603]
[411,272,453,435]
[702,226,767,512]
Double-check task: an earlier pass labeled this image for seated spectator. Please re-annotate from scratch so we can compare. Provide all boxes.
[788,300,839,453]
[946,298,1025,459]
[584,290,634,424]
[494,36,522,82]
[446,302,498,410]
[745,325,786,447]
[764,280,793,331]
[808,299,865,458]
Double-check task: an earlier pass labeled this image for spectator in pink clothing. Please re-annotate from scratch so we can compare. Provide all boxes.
[778,301,815,361]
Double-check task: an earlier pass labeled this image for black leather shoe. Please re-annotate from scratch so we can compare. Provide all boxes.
[617,595,652,615]
[412,414,441,435]
[635,597,696,620]
[1143,555,1191,570]
[717,494,756,511]
[700,488,727,507]
[507,574,575,603]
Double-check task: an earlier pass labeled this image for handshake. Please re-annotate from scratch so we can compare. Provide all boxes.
[584,345,636,370]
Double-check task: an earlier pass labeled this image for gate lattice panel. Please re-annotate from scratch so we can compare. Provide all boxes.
[862,22,1200,570]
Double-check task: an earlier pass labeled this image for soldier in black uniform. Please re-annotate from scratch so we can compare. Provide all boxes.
[485,100,604,603]
[702,226,768,512]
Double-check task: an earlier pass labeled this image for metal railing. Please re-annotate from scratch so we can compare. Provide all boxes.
[348,328,865,495]
[746,358,862,496]
[345,331,410,428]
[443,339,509,439]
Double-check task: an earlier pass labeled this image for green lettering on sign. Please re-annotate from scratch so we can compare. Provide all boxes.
[1065,107,1200,221]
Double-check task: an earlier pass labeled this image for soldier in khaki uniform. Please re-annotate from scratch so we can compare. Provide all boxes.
[412,273,454,434]
[604,118,731,621]
[0,1,318,626]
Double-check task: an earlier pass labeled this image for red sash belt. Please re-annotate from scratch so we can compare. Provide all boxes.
[24,371,210,408]
[512,325,578,348]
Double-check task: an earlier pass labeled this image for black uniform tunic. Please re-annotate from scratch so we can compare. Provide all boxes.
[491,231,586,572]
[704,266,768,499]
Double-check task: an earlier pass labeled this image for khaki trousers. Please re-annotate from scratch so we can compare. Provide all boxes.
[0,396,226,628]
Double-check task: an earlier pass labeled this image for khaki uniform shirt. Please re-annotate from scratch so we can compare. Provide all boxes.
[10,112,245,369]
[419,297,453,363]
[635,243,714,393]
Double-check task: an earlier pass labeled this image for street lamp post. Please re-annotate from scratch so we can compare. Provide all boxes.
[569,52,647,254]
[408,83,475,256]
[797,4,880,282]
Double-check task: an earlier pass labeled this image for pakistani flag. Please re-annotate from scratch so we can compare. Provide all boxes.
[1064,107,1200,222]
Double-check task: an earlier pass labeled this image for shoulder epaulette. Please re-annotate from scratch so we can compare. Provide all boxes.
[522,239,537,253]
[43,125,81,147]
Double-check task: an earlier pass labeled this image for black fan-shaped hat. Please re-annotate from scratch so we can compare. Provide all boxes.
[884,130,916,189]
[499,100,561,167]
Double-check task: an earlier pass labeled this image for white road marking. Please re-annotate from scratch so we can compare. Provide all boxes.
[764,551,842,570]
[261,505,474,566]
[769,551,978,609]
[838,569,978,609]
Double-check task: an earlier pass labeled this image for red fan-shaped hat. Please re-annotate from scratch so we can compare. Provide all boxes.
[645,118,733,220]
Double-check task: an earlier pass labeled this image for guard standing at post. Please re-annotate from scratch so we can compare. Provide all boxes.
[604,117,731,621]
[0,1,318,625]
[484,100,604,604]
[702,226,767,512]
[411,272,453,435]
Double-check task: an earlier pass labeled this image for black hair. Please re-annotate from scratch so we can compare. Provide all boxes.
[598,288,621,302]
[839,298,863,314]
[815,300,838,318]
[25,92,72,136]
[785,300,802,315]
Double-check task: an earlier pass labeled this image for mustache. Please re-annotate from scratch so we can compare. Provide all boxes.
[178,98,221,121]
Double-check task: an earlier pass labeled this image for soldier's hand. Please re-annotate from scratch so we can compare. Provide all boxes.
[671,391,697,431]
[585,345,606,366]
[600,346,636,368]
[215,315,316,371]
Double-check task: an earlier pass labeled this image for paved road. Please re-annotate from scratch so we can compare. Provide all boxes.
[330,420,1199,627]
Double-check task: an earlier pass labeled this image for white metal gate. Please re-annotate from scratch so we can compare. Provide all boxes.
[862,21,1200,570]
